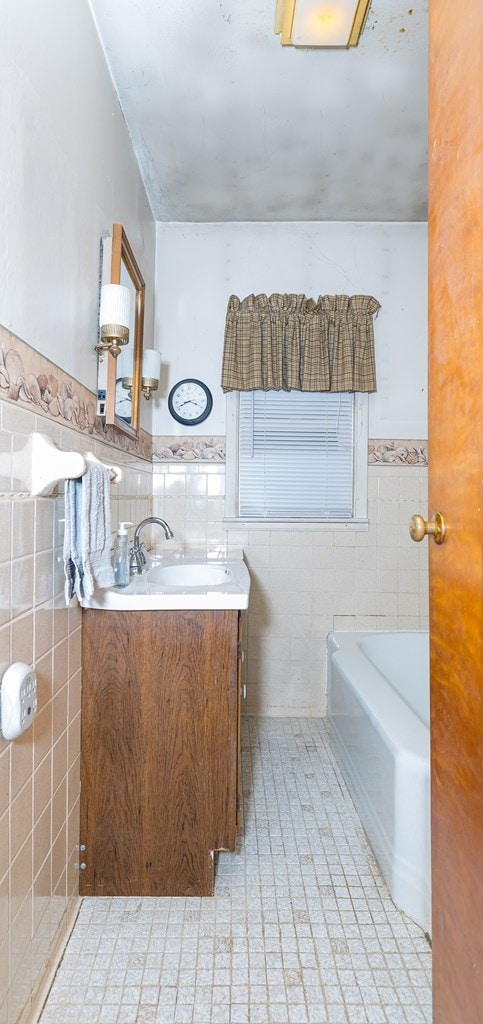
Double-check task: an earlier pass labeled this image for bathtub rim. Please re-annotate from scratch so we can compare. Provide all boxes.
[327,630,430,765]
[326,629,431,935]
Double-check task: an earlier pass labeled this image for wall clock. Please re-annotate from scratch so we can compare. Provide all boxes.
[168,379,213,426]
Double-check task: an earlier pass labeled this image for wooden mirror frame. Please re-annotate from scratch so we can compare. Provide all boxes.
[105,224,145,439]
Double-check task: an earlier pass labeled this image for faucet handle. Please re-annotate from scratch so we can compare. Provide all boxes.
[129,541,149,576]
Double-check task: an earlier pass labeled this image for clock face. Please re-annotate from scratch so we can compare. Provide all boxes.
[168,379,213,426]
[115,378,132,422]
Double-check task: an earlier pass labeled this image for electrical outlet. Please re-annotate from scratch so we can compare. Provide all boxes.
[0,662,38,740]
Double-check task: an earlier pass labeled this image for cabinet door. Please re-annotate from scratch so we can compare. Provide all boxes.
[80,609,239,897]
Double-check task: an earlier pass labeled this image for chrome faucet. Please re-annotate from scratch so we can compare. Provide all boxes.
[130,517,174,575]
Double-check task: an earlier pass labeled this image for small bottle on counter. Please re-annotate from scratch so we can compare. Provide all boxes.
[113,522,132,587]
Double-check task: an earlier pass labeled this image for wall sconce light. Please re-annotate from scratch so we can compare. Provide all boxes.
[275,0,371,47]
[141,349,161,401]
[120,351,160,402]
[96,283,132,359]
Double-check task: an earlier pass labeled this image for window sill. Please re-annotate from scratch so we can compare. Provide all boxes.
[223,518,369,532]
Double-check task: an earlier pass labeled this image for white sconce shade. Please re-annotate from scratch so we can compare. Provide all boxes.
[142,348,161,381]
[99,284,131,329]
[96,284,132,359]
[275,0,371,47]
[141,348,161,401]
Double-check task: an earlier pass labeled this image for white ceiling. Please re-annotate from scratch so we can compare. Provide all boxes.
[88,0,428,223]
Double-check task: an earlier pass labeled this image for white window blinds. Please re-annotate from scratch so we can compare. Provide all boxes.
[238,390,355,520]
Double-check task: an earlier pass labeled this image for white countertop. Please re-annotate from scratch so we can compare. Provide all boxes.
[80,554,250,611]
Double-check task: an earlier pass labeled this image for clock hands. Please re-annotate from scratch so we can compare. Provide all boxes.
[178,398,203,409]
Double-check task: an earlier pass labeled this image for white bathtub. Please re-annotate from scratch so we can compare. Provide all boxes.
[327,631,431,934]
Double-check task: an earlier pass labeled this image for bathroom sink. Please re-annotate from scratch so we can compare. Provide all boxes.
[148,563,232,588]
[80,555,250,611]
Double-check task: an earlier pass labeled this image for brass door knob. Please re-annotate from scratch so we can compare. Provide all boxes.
[409,511,446,544]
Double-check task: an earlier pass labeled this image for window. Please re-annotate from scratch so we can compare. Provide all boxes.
[225,390,368,528]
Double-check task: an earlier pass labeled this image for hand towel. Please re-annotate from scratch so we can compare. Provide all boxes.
[63,455,115,603]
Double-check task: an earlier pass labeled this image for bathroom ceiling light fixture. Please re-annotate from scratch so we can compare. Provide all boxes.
[141,348,161,401]
[274,0,372,47]
[96,283,131,359]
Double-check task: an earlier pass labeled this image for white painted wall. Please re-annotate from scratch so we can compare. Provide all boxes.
[154,221,427,439]
[1,0,155,425]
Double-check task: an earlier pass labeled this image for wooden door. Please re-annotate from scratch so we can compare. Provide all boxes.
[428,1,483,1020]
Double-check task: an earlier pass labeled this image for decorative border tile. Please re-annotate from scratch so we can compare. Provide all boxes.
[0,327,427,471]
[369,439,428,466]
[0,325,152,460]
[152,436,226,462]
[154,436,427,467]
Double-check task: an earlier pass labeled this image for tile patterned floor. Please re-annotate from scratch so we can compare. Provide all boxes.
[40,719,432,1023]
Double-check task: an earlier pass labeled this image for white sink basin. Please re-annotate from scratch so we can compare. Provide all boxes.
[148,563,232,588]
[80,556,250,611]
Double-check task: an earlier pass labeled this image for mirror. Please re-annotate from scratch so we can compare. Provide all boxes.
[104,224,145,438]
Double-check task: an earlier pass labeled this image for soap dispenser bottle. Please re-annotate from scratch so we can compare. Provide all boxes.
[113,522,132,588]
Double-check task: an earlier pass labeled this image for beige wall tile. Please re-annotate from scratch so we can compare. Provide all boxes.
[0,875,8,949]
[0,752,9,822]
[0,432,12,494]
[32,869,51,961]
[52,732,68,800]
[11,614,34,670]
[34,499,55,553]
[34,604,53,661]
[53,600,69,645]
[33,806,51,880]
[67,756,81,818]
[68,669,82,723]
[10,837,32,924]
[52,639,69,696]
[34,550,54,607]
[0,812,9,887]
[0,507,11,566]
[0,625,10,677]
[33,703,53,771]
[34,753,52,822]
[52,687,68,749]
[10,780,32,859]
[11,559,35,620]
[35,651,53,708]
[68,712,81,768]
[11,501,34,560]
[10,733,33,803]
[51,824,67,898]
[68,626,82,678]
[0,940,9,1019]
[52,778,67,847]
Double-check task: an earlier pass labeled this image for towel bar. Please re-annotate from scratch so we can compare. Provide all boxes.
[29,433,122,496]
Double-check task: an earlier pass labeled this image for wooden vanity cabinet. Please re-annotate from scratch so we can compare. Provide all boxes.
[80,609,240,897]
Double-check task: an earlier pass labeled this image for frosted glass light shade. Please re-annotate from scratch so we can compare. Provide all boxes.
[142,348,161,381]
[276,0,371,47]
[99,284,131,328]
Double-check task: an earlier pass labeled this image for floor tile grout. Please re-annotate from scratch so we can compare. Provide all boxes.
[40,718,432,1023]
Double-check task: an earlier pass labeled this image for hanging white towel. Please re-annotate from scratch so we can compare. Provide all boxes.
[63,455,115,603]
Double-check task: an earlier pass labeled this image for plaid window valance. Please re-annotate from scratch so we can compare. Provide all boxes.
[221,293,380,393]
